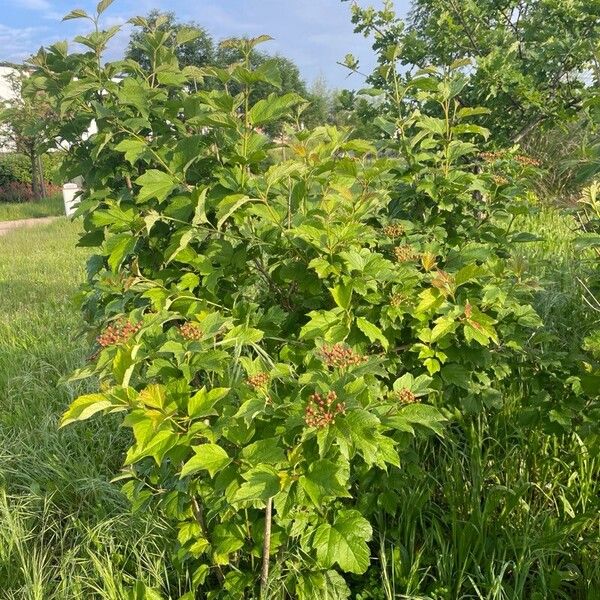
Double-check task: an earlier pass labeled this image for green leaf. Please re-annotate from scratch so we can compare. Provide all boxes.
[60,393,114,427]
[373,116,397,136]
[165,227,194,264]
[216,194,254,230]
[188,387,229,419]
[138,384,167,409]
[115,139,147,165]
[398,404,446,436]
[126,428,179,466]
[255,60,282,89]
[105,233,136,272]
[96,0,115,14]
[464,305,499,346]
[232,465,280,504]
[181,444,231,478]
[192,187,208,225]
[248,93,304,126]
[300,309,344,341]
[313,510,373,574]
[453,124,490,140]
[356,317,388,350]
[330,283,353,310]
[63,8,89,21]
[135,170,177,203]
[176,27,202,46]
[430,315,457,342]
[299,459,349,505]
[223,325,264,346]
[416,288,443,315]
[241,438,286,466]
[455,263,482,287]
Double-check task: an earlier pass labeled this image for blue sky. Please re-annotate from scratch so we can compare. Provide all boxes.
[0,0,410,89]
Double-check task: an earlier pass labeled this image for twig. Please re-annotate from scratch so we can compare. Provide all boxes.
[260,497,273,598]
[191,495,225,584]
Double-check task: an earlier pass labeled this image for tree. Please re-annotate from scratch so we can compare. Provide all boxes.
[126,10,214,71]
[0,69,55,200]
[302,76,335,128]
[349,0,600,144]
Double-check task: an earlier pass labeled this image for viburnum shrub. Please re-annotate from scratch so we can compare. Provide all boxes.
[29,2,571,598]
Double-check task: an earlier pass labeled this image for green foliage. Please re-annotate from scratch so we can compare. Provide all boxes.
[126,10,214,72]
[0,193,63,220]
[0,68,58,200]
[0,151,63,187]
[28,2,599,598]
[348,0,600,144]
[0,152,31,185]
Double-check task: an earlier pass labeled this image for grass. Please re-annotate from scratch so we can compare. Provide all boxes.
[0,213,598,599]
[0,220,177,599]
[0,194,64,222]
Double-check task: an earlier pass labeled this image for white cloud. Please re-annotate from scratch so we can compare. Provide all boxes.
[0,23,48,62]
[13,0,51,10]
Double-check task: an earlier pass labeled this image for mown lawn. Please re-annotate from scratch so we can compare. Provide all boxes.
[0,194,64,222]
[0,220,174,599]
[0,215,598,599]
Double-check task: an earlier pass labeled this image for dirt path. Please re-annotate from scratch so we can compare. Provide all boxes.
[0,216,61,237]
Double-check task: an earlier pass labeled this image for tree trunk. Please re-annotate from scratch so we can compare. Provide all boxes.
[29,148,41,201]
[37,153,47,199]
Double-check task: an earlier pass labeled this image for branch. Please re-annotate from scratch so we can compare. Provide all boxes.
[191,496,225,584]
[260,497,273,598]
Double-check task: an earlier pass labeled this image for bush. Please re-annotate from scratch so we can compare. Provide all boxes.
[29,3,599,599]
[0,152,31,185]
[0,151,64,188]
[0,180,61,203]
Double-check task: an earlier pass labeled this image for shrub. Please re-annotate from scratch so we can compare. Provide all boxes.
[0,150,63,197]
[0,152,31,185]
[29,3,598,599]
[0,180,61,203]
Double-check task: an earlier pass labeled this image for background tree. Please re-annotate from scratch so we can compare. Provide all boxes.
[349,0,600,144]
[302,76,335,128]
[0,69,55,201]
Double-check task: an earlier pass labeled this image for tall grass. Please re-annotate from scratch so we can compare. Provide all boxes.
[0,221,177,599]
[0,194,64,222]
[366,208,599,599]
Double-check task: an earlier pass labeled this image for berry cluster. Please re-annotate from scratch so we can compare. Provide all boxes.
[480,151,541,168]
[390,293,407,308]
[479,151,503,162]
[397,388,418,404]
[394,245,421,263]
[247,372,270,389]
[320,343,365,369]
[383,223,405,238]
[305,391,346,428]
[97,320,141,348]
[180,322,203,341]
[514,154,541,167]
[492,174,509,186]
